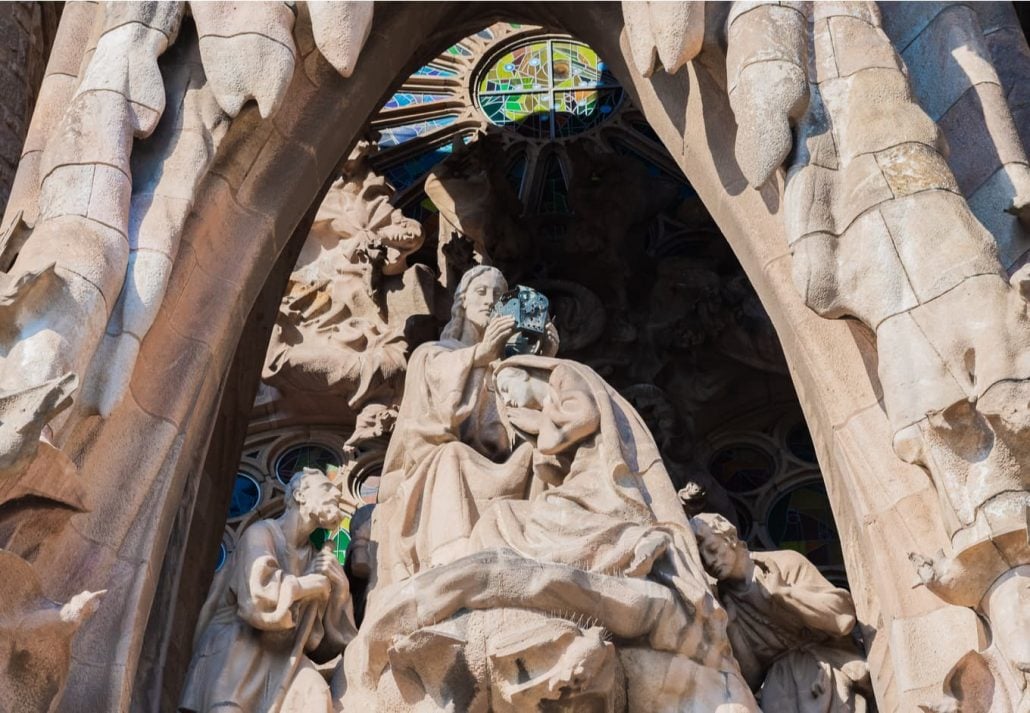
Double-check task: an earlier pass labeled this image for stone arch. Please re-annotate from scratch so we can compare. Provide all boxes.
[10,4,982,711]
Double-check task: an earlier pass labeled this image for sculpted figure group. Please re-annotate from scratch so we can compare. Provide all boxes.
[181,267,869,712]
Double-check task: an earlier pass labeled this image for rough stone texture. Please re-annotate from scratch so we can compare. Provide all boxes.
[0,2,1027,712]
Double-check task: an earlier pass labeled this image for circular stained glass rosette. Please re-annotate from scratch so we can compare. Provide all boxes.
[274,444,341,486]
[476,38,623,139]
[766,482,844,568]
[228,472,261,519]
[708,444,776,493]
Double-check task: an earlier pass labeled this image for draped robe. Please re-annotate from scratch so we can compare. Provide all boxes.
[719,549,869,712]
[179,520,356,713]
[372,339,534,589]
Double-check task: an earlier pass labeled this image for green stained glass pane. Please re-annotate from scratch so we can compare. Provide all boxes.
[476,39,622,138]
[479,42,549,93]
[479,93,551,139]
[447,43,473,57]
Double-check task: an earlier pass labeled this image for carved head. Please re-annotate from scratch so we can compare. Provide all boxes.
[286,467,344,530]
[690,512,751,582]
[441,265,508,340]
[495,366,547,410]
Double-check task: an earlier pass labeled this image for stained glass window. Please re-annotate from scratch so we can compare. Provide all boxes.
[274,444,340,486]
[767,482,844,568]
[476,38,623,139]
[228,472,261,519]
[413,63,457,78]
[383,93,449,110]
[708,444,775,493]
[378,115,457,148]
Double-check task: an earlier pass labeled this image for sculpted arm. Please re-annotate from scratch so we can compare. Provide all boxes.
[758,551,856,636]
[233,529,329,631]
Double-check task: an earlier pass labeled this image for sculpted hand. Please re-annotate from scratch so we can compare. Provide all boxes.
[311,548,348,589]
[296,573,331,603]
[474,315,515,365]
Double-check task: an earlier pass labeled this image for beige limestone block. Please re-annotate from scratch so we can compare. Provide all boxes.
[888,607,981,694]
[899,4,1000,123]
[789,210,919,326]
[191,2,297,118]
[968,164,1030,273]
[38,93,134,179]
[826,14,902,78]
[816,69,940,164]
[876,192,1003,304]
[874,310,968,435]
[13,214,129,308]
[981,22,1030,153]
[307,1,373,78]
[726,2,808,187]
[621,1,704,78]
[77,7,184,136]
[784,154,895,245]
[809,18,838,84]
[126,194,191,255]
[86,164,133,231]
[874,142,958,199]
[937,82,1028,198]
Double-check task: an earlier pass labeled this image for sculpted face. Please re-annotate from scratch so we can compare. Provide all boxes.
[295,474,344,529]
[496,368,540,409]
[463,270,507,331]
[695,524,749,582]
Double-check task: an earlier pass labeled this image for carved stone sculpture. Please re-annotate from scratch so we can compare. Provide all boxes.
[423,135,532,286]
[0,550,103,713]
[336,267,757,711]
[623,3,1030,697]
[691,513,871,712]
[180,467,356,713]
[263,141,431,411]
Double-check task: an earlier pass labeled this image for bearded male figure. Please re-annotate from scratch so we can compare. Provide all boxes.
[691,513,872,712]
[180,468,356,713]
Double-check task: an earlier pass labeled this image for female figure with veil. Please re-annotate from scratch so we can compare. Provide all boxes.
[371,265,558,587]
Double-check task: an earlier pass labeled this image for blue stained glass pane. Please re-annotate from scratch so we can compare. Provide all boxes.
[378,115,457,148]
[413,63,457,78]
[228,473,261,519]
[383,144,454,191]
[384,92,449,110]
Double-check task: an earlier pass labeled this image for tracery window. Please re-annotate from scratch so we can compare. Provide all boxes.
[364,24,685,222]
